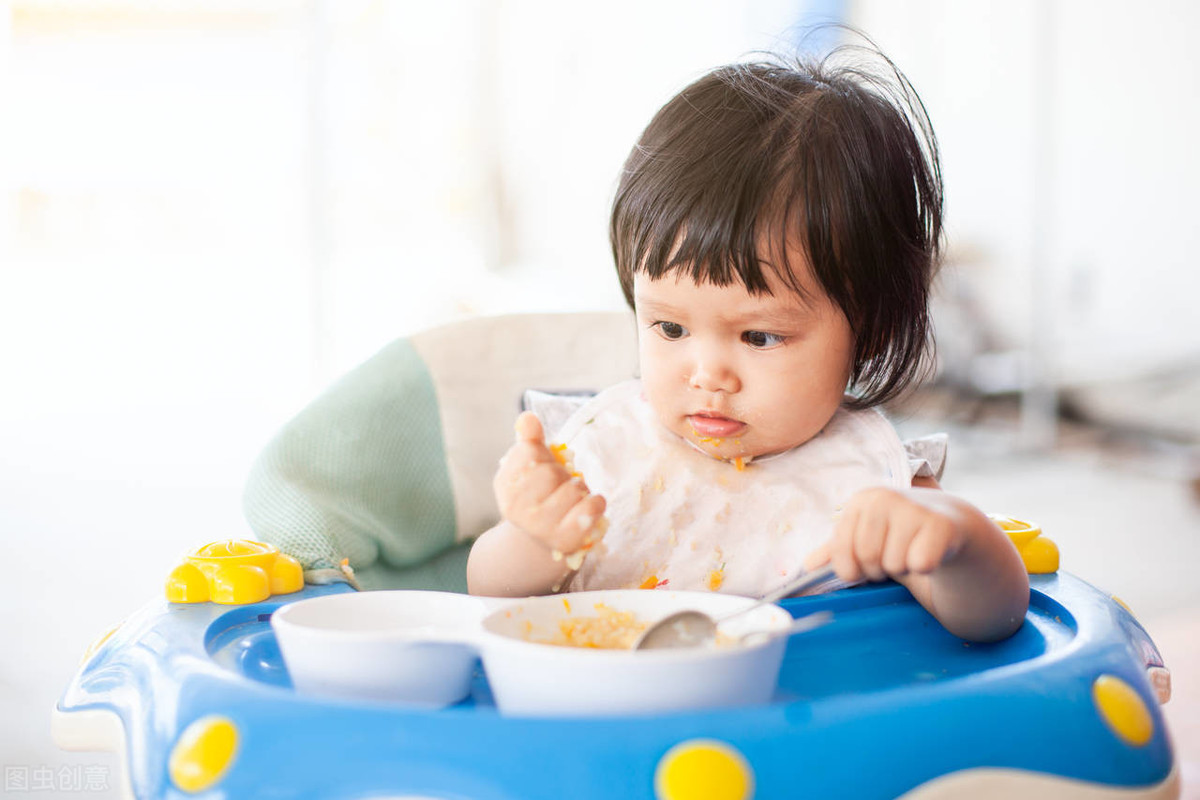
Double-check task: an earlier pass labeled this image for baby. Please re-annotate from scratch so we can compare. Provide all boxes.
[467,51,1029,642]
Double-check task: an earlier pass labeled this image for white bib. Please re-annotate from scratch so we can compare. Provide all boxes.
[553,380,913,598]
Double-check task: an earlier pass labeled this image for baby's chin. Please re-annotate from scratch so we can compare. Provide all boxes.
[670,423,803,462]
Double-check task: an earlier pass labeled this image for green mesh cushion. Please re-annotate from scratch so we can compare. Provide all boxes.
[242,338,459,580]
[354,539,470,593]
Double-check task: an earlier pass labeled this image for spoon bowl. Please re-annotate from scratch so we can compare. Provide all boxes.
[633,564,838,650]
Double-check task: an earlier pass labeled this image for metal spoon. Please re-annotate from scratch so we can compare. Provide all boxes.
[633,564,838,650]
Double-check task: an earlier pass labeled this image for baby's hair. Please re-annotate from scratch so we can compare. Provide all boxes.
[610,44,943,408]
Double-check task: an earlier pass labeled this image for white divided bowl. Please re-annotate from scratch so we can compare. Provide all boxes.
[478,590,793,717]
[272,589,795,716]
[271,590,487,707]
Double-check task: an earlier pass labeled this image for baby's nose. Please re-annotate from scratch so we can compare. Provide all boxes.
[689,351,740,393]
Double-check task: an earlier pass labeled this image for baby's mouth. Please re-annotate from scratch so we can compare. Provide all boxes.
[687,412,746,438]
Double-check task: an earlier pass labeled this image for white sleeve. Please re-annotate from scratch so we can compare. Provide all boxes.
[903,433,949,482]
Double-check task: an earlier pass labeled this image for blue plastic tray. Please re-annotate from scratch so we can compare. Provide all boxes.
[55,573,1176,799]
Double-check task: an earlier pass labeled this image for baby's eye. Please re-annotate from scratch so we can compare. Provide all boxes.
[742,330,786,349]
[654,321,688,340]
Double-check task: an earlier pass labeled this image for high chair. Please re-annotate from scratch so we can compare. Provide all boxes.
[53,312,1179,800]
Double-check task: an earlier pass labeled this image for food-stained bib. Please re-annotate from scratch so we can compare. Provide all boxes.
[555,380,913,598]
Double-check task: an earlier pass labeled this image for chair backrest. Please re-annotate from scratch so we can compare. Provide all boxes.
[242,312,638,590]
[411,311,639,539]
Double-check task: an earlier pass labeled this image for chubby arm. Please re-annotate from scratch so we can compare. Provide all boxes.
[466,412,606,597]
[467,520,576,597]
[804,476,1029,642]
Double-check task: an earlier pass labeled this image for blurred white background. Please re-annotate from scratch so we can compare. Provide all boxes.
[1,1,1198,798]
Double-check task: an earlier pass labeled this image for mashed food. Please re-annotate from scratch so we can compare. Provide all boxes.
[536,603,647,650]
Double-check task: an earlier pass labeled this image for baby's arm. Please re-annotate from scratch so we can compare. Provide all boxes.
[466,412,606,597]
[804,478,1029,642]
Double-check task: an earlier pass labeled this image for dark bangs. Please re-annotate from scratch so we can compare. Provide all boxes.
[610,49,944,408]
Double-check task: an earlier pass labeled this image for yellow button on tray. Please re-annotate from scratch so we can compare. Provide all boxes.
[1093,674,1154,747]
[166,539,304,605]
[169,715,239,793]
[655,739,753,800]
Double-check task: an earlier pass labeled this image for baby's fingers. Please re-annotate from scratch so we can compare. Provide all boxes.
[828,507,863,583]
[803,541,832,572]
[907,517,961,574]
[880,516,922,577]
[850,503,890,582]
[528,476,589,541]
[514,411,545,445]
[558,494,607,550]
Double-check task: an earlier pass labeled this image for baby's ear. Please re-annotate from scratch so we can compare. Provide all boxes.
[514,411,545,444]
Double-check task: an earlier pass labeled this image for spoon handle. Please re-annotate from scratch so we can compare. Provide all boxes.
[716,564,838,624]
[738,610,834,646]
[759,563,838,606]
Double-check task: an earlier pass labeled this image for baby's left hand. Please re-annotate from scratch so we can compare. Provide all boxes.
[804,487,969,583]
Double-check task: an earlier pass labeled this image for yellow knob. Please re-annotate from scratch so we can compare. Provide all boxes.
[166,563,210,604]
[1020,536,1059,574]
[196,540,273,558]
[210,564,270,605]
[655,740,753,800]
[1093,674,1154,747]
[270,554,304,595]
[169,715,239,793]
[989,515,1041,547]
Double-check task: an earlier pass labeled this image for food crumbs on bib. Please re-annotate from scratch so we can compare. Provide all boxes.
[733,456,746,471]
[672,507,695,529]
[639,574,670,590]
[707,566,725,591]
[668,527,678,546]
[637,485,653,513]
[652,474,665,492]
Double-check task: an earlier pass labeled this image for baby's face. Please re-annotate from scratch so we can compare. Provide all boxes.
[633,265,855,461]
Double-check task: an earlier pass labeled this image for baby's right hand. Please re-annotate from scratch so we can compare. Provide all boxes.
[493,411,606,557]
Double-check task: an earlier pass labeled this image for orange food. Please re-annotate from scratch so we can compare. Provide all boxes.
[707,569,725,591]
[540,603,648,649]
[549,442,583,478]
